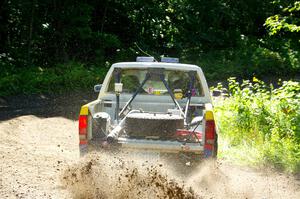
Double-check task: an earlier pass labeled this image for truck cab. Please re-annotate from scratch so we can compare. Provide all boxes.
[78,57,217,162]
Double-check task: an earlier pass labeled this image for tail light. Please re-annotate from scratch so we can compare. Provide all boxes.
[204,120,215,148]
[79,106,89,145]
[204,109,216,157]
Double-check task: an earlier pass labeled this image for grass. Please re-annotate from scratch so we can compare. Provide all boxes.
[213,78,300,173]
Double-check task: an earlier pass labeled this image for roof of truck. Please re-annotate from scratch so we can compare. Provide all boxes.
[112,62,200,71]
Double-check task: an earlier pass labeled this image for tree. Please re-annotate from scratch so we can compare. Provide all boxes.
[265,1,300,35]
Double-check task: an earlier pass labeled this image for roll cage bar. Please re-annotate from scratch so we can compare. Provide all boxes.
[114,67,197,125]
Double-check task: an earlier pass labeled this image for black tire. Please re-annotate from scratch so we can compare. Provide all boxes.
[213,133,218,158]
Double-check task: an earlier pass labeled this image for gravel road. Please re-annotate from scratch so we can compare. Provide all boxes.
[0,92,299,199]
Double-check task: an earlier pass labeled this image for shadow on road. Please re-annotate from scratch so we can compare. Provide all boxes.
[0,91,97,121]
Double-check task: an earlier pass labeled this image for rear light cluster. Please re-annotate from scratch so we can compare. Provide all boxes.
[79,115,88,145]
[204,120,215,149]
[79,105,89,145]
[204,109,216,157]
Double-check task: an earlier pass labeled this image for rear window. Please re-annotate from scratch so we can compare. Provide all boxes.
[107,68,204,97]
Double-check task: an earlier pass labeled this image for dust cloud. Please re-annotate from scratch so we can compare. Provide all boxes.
[61,152,198,199]
[62,151,300,199]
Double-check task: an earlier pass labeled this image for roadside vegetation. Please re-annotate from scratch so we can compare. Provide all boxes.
[0,0,299,96]
[213,78,300,173]
[0,62,108,96]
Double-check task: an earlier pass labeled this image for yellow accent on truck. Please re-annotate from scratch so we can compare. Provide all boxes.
[205,103,214,120]
[205,111,214,120]
[80,105,89,115]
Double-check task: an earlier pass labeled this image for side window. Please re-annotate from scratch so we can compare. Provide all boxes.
[167,71,204,97]
[122,75,141,93]
[107,69,145,93]
[168,71,189,93]
[195,75,204,96]
[108,75,115,92]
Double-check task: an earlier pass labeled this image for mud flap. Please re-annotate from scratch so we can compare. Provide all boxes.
[79,144,88,157]
[124,150,160,162]
[204,149,213,158]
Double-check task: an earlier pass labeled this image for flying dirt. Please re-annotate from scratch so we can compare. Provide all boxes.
[0,93,299,198]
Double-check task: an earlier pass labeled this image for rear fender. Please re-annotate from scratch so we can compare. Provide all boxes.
[79,99,102,141]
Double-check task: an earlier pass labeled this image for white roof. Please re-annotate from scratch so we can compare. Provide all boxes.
[112,62,200,71]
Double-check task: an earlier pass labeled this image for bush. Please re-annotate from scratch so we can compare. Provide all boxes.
[182,37,299,81]
[0,62,108,96]
[213,78,300,173]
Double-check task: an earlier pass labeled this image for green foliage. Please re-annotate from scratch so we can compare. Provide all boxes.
[0,0,299,95]
[184,39,296,80]
[264,1,300,70]
[265,1,300,35]
[213,78,300,172]
[0,62,107,96]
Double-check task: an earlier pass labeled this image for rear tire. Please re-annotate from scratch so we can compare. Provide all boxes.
[213,133,218,158]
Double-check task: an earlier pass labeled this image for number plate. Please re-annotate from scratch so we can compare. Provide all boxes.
[124,150,160,161]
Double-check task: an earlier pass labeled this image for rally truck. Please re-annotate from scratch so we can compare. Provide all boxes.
[78,57,217,163]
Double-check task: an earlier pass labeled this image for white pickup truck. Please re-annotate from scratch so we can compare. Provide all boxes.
[78,57,217,163]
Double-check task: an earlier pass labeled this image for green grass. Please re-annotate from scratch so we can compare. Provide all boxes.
[213,78,300,173]
[0,62,108,96]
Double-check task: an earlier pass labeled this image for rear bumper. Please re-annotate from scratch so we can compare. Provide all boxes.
[117,137,203,154]
[79,138,213,159]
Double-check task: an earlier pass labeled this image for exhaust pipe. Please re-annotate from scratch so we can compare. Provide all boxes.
[107,110,140,143]
[107,125,123,143]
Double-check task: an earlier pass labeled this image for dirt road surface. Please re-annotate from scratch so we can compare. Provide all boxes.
[0,93,299,199]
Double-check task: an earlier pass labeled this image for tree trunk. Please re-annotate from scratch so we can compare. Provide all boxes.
[100,0,109,33]
[27,0,36,64]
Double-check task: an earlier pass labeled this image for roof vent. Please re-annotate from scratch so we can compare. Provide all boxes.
[136,56,155,62]
[161,57,179,63]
